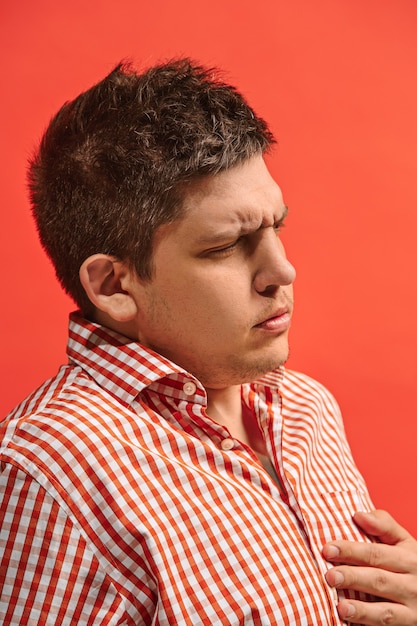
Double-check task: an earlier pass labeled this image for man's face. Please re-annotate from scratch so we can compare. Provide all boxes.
[130,154,296,389]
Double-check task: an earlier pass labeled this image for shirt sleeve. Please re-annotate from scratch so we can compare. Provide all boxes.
[0,464,128,625]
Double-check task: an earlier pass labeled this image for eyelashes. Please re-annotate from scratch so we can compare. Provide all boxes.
[208,240,241,257]
[207,222,286,258]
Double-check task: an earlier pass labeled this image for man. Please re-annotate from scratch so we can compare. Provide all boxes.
[1,60,416,625]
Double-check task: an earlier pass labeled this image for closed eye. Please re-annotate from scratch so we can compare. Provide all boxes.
[206,222,285,258]
[273,205,288,233]
[202,207,288,258]
[273,220,286,233]
[207,238,242,257]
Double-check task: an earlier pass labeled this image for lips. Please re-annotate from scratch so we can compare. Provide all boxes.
[254,307,292,333]
[255,307,289,326]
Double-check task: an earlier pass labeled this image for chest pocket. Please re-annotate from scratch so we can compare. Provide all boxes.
[308,489,374,546]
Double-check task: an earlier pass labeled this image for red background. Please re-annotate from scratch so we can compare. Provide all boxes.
[1,0,416,535]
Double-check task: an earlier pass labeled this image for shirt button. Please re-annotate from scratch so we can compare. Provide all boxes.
[221,438,235,451]
[183,381,197,396]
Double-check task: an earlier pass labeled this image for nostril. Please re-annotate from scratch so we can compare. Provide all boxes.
[257,284,279,297]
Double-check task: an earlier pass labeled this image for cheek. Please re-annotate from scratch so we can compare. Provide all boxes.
[147,268,250,327]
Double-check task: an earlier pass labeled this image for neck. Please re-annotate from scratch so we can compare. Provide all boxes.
[206,385,242,430]
[206,385,266,455]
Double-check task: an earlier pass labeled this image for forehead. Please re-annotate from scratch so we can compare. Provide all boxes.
[180,156,285,233]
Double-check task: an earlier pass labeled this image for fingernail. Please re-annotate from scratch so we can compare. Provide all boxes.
[334,571,344,586]
[325,545,340,559]
[342,603,356,619]
[358,510,376,519]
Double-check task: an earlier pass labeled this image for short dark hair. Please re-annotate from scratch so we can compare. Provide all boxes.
[29,59,275,312]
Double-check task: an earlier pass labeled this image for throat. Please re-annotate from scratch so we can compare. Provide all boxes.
[206,385,265,450]
[206,386,283,488]
[255,451,283,487]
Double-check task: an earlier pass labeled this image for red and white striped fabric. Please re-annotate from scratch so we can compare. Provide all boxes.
[0,312,376,625]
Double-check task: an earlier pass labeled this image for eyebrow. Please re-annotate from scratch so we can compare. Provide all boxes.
[196,205,289,246]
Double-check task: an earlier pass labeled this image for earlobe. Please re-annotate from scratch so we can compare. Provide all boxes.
[79,254,138,322]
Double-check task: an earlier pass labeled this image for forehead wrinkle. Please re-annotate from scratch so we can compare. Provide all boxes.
[195,209,260,245]
[235,202,288,232]
[195,204,287,246]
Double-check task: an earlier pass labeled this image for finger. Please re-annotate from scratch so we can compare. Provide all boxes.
[322,539,413,573]
[335,599,412,625]
[353,510,413,545]
[325,565,410,602]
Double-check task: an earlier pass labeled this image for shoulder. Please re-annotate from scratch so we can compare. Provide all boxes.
[280,367,346,436]
[1,363,137,482]
[0,363,143,527]
[2,365,78,443]
[281,367,338,404]
[261,366,338,403]
[3,361,133,429]
[261,366,344,428]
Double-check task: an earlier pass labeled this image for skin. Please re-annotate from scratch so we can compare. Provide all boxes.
[323,510,417,625]
[80,154,417,624]
[127,154,296,390]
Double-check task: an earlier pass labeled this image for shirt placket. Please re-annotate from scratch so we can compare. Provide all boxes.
[252,383,342,616]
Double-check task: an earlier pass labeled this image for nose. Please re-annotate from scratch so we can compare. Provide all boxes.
[252,229,296,295]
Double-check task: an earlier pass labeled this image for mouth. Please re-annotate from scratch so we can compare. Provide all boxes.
[254,307,292,333]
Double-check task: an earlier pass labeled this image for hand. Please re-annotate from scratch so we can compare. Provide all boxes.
[322,509,417,625]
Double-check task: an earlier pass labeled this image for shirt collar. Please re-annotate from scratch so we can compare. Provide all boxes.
[67,311,205,407]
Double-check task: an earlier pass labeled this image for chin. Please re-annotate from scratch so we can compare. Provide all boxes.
[189,346,290,388]
[257,350,289,376]
[229,355,289,386]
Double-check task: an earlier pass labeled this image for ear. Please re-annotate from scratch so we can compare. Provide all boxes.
[79,254,138,322]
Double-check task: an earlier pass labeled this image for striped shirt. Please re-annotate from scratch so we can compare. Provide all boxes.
[0,312,376,625]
